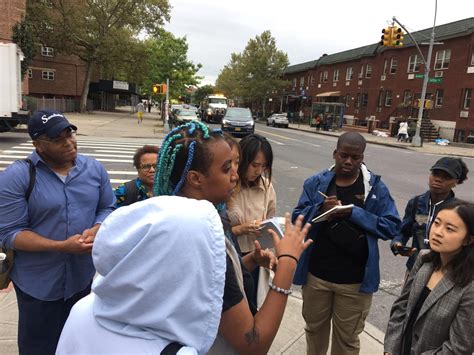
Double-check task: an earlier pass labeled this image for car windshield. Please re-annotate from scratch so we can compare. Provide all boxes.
[177,109,196,116]
[209,98,227,104]
[225,108,252,121]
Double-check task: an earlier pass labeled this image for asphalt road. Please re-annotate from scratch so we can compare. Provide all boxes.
[1,124,473,333]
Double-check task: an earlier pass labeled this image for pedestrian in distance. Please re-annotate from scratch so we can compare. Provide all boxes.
[136,100,145,123]
[114,145,159,207]
[153,121,312,354]
[0,109,116,355]
[398,120,409,142]
[147,100,152,113]
[292,131,401,355]
[384,200,474,355]
[391,157,469,275]
[407,119,417,143]
[227,134,276,308]
[57,196,227,355]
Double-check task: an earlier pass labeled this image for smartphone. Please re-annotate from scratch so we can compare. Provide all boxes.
[391,244,414,256]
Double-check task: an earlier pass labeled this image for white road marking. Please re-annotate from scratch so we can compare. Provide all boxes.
[81,153,133,158]
[266,138,285,145]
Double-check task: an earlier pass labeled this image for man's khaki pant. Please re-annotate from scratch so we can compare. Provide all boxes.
[302,274,373,355]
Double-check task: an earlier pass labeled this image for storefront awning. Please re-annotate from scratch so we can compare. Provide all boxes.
[316,91,341,97]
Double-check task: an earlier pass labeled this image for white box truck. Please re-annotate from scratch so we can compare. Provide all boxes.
[0,42,29,132]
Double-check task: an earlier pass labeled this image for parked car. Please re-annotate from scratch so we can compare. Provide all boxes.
[174,108,199,125]
[267,113,289,128]
[221,107,254,136]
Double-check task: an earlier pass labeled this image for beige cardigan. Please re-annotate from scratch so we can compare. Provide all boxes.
[227,177,276,253]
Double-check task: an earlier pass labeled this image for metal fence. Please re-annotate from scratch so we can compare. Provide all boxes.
[28,97,93,113]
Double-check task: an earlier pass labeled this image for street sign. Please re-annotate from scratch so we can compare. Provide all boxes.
[429,77,443,84]
[415,74,424,78]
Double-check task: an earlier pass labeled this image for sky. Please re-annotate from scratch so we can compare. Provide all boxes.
[164,0,474,86]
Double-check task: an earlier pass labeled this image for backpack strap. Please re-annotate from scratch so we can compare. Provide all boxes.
[23,158,36,201]
[160,342,184,355]
[123,179,139,206]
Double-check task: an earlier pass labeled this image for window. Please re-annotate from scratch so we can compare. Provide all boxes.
[403,90,413,105]
[333,69,339,82]
[355,93,361,108]
[322,71,328,83]
[407,55,422,73]
[361,93,368,107]
[390,58,398,74]
[310,75,315,86]
[41,46,54,57]
[345,93,350,107]
[463,88,472,109]
[27,68,33,79]
[385,90,392,106]
[292,78,297,88]
[358,66,364,78]
[42,70,55,80]
[434,49,451,70]
[377,90,384,107]
[383,59,388,74]
[435,89,444,107]
[319,72,323,83]
[300,77,305,87]
[471,52,474,66]
[365,64,372,78]
[346,67,353,80]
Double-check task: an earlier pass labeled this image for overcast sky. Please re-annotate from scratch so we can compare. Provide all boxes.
[164,0,474,85]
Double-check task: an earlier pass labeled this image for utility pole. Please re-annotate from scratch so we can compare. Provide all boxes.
[164,78,170,133]
[393,0,437,147]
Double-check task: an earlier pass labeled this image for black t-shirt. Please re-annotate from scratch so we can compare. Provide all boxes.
[402,286,431,355]
[222,255,257,315]
[309,172,369,284]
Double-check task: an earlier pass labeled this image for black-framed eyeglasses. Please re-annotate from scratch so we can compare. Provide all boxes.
[36,129,77,144]
[139,163,157,172]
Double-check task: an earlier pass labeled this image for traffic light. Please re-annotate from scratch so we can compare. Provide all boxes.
[380,27,392,47]
[391,26,404,47]
[152,84,168,94]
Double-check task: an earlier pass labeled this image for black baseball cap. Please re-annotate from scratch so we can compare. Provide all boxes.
[28,109,77,140]
[431,157,462,180]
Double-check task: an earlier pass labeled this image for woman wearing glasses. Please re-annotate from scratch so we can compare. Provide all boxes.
[114,145,160,207]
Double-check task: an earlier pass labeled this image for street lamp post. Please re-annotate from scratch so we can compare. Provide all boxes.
[392,0,437,147]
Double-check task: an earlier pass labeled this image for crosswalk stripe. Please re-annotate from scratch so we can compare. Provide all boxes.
[81,153,133,158]
[0,154,28,159]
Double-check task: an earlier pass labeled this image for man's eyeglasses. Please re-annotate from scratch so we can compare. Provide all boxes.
[37,130,77,144]
[139,163,157,172]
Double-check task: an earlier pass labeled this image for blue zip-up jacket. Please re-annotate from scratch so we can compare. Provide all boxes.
[392,190,455,270]
[292,164,401,293]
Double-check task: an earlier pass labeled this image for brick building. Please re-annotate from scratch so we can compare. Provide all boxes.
[282,18,474,142]
[0,0,28,94]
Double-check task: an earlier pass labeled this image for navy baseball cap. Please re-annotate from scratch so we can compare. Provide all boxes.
[28,109,77,140]
[431,157,462,180]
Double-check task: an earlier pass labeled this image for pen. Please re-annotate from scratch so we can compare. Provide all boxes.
[318,191,328,199]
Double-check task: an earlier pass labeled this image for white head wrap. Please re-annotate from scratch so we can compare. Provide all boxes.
[91,196,226,354]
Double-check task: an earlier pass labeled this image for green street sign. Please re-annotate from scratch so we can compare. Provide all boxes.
[429,77,443,84]
[415,74,424,78]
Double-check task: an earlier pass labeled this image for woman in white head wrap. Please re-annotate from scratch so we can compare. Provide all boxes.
[56,196,226,355]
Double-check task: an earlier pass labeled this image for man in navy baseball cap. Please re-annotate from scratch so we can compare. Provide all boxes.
[28,109,77,140]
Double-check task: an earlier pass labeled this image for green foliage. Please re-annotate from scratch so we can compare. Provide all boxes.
[12,19,36,77]
[142,30,202,99]
[25,0,171,111]
[192,85,215,104]
[216,30,289,109]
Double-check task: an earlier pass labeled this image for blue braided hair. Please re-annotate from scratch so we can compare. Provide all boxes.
[154,121,224,197]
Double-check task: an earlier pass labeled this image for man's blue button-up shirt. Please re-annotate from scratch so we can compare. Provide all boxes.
[0,151,115,301]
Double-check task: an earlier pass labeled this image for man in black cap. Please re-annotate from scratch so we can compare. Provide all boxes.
[0,109,116,355]
[392,156,469,273]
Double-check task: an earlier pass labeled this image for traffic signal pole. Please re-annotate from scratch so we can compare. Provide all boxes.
[392,0,437,147]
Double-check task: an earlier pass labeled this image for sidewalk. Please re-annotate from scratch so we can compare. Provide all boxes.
[286,122,473,158]
[0,286,384,354]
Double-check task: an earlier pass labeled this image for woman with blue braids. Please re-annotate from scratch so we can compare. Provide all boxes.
[154,121,313,354]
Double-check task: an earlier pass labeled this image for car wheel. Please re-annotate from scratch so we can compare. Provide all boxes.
[272,121,276,127]
[266,120,269,126]
[284,124,289,128]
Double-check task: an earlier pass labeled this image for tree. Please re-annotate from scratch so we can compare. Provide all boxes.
[27,0,171,112]
[192,84,215,104]
[216,30,289,115]
[142,30,202,101]
[12,18,36,77]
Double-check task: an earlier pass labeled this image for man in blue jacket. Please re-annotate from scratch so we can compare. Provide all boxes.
[292,132,400,355]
